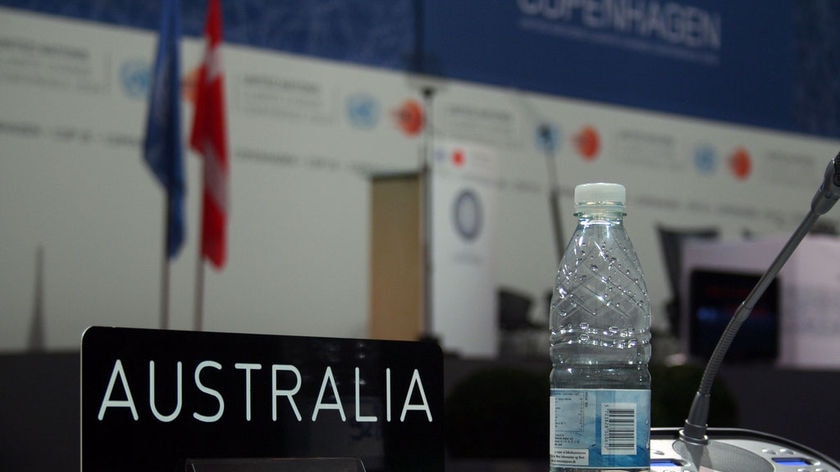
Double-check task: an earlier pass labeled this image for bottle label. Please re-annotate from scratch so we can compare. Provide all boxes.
[550,388,650,469]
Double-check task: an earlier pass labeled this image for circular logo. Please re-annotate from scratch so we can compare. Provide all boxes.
[694,144,718,174]
[433,147,447,163]
[346,93,380,129]
[728,147,752,180]
[452,148,466,167]
[574,125,600,160]
[120,60,150,99]
[392,99,425,136]
[452,189,483,242]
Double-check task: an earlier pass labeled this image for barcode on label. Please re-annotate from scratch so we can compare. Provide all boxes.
[601,402,636,455]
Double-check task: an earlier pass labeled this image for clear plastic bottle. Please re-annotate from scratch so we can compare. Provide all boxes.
[549,183,651,472]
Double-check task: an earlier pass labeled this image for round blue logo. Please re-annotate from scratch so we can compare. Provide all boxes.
[433,148,447,163]
[694,144,718,174]
[120,60,151,100]
[346,93,380,129]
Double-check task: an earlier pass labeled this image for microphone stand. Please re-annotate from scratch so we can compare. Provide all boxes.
[537,124,564,264]
[680,153,840,446]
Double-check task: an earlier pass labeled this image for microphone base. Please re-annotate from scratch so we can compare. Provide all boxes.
[651,427,839,472]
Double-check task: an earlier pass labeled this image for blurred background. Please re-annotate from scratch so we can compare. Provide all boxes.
[3,0,840,469]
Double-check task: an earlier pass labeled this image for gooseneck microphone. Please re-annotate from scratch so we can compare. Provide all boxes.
[680,152,840,446]
[652,153,840,471]
[811,152,840,215]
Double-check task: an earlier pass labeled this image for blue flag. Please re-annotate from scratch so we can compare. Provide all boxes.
[143,0,185,259]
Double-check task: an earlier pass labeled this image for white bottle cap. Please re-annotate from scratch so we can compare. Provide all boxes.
[574,182,626,205]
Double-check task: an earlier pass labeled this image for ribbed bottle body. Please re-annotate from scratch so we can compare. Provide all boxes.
[549,209,651,472]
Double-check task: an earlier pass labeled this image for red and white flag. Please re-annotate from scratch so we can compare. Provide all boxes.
[190,0,228,269]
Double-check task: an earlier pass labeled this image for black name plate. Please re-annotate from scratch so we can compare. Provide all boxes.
[81,327,443,472]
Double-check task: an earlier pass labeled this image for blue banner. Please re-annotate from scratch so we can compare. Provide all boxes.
[423,0,796,133]
[3,0,840,138]
[0,0,415,70]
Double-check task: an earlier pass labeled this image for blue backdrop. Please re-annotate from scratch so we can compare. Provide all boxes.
[2,0,840,138]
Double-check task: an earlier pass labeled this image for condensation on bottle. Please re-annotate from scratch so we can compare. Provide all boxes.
[549,183,652,472]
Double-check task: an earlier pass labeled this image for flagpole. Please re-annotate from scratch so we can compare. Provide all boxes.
[28,244,45,351]
[144,0,183,331]
[191,0,227,332]
[160,194,171,329]
[194,194,205,332]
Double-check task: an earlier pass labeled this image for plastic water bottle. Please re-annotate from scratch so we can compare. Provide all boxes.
[549,183,651,472]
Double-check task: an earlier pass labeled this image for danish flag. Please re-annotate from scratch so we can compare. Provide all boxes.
[190,0,228,269]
